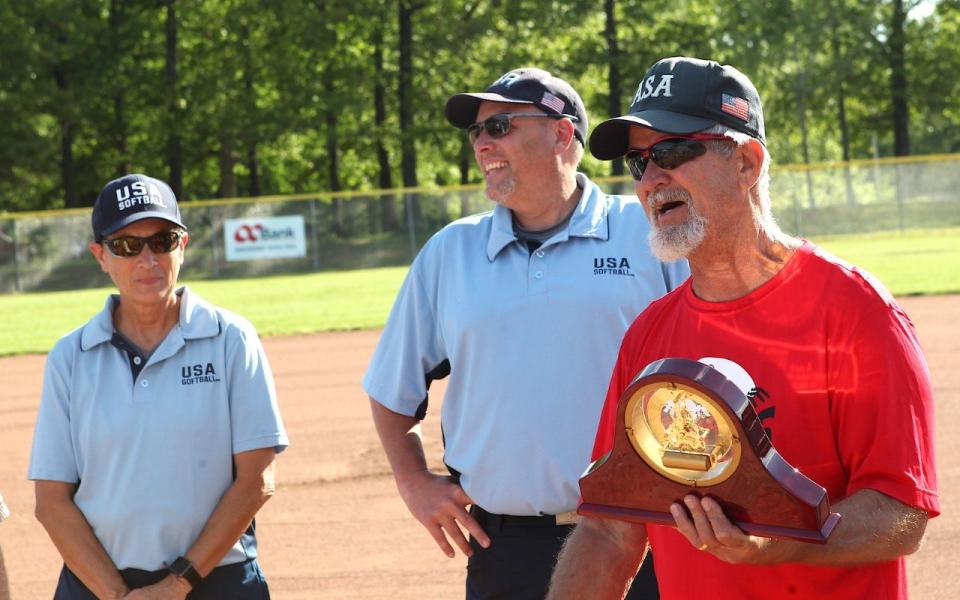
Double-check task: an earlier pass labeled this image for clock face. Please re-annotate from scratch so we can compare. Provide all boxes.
[624,381,741,486]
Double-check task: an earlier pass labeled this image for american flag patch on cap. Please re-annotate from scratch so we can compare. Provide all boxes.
[541,91,565,114]
[721,93,750,121]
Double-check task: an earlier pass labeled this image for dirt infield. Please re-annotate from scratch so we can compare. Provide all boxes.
[0,295,956,599]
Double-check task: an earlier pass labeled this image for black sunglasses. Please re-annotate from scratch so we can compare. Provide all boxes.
[101,230,184,258]
[467,112,577,144]
[624,133,731,180]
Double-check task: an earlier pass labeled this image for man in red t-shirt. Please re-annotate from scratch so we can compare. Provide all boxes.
[547,57,938,600]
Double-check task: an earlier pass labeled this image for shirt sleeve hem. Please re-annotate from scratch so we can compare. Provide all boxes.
[234,434,289,455]
[363,379,421,418]
[847,480,940,517]
[27,471,79,483]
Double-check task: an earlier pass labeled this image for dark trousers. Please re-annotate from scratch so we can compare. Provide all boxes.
[54,558,270,600]
[466,507,659,600]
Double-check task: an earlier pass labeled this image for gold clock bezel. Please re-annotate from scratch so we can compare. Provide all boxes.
[624,381,742,487]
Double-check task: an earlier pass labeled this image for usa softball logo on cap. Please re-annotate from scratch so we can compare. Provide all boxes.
[114,180,169,211]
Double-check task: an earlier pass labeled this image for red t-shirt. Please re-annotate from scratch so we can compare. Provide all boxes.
[591,242,939,600]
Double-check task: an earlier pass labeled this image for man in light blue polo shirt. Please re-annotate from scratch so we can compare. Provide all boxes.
[364,68,688,599]
[29,174,288,600]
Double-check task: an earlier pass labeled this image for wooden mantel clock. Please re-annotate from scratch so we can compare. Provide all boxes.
[578,358,840,543]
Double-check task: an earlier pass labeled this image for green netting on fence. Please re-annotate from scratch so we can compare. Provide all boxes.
[2,155,958,293]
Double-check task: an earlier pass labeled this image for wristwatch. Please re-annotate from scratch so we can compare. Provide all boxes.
[168,556,203,590]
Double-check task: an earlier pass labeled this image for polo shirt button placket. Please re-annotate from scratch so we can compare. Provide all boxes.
[529,248,547,292]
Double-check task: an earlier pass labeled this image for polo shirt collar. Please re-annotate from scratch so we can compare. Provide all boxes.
[486,173,610,261]
[80,286,220,351]
[178,286,222,340]
[80,296,117,350]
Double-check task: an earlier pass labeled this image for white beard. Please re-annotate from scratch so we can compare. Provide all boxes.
[647,189,707,262]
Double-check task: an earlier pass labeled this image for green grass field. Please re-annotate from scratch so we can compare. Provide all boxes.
[1,228,957,357]
[811,229,959,296]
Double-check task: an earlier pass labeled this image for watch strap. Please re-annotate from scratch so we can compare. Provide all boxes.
[168,556,202,589]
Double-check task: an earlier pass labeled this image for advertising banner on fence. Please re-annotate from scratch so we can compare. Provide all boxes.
[224,215,306,261]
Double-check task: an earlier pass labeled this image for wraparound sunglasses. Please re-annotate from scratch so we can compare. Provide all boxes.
[467,112,578,145]
[625,133,732,180]
[101,230,184,258]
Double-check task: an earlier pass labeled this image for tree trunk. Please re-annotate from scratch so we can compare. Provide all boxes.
[829,4,856,205]
[794,68,815,210]
[838,84,857,206]
[458,136,471,185]
[242,21,260,196]
[325,85,343,235]
[312,0,344,235]
[109,0,128,175]
[604,0,624,176]
[60,120,78,208]
[219,137,237,198]
[889,0,910,156]
[247,144,261,196]
[459,137,472,217]
[322,31,343,234]
[374,24,398,232]
[53,63,78,208]
[113,95,129,175]
[836,82,851,162]
[398,1,422,227]
[165,0,183,198]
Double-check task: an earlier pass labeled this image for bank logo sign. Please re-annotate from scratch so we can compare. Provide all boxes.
[224,215,306,262]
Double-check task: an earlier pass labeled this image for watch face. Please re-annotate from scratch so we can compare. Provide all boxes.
[170,557,190,576]
[624,381,741,486]
[168,556,201,588]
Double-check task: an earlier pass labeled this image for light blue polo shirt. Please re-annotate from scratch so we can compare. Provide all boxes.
[29,286,288,570]
[363,173,689,516]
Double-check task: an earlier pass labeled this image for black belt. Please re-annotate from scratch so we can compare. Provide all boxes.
[471,505,579,529]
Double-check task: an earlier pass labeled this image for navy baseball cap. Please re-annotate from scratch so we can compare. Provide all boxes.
[92,174,186,241]
[590,57,765,160]
[445,67,589,145]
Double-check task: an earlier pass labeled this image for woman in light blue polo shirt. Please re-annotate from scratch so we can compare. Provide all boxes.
[28,174,288,600]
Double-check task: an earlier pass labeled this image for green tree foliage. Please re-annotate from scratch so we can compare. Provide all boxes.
[0,0,956,212]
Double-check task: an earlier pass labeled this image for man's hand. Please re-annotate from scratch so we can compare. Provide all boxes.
[672,489,929,567]
[670,495,781,565]
[395,470,490,558]
[122,574,190,600]
[369,398,492,558]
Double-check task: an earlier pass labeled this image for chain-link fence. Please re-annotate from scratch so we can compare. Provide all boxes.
[2,154,958,293]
